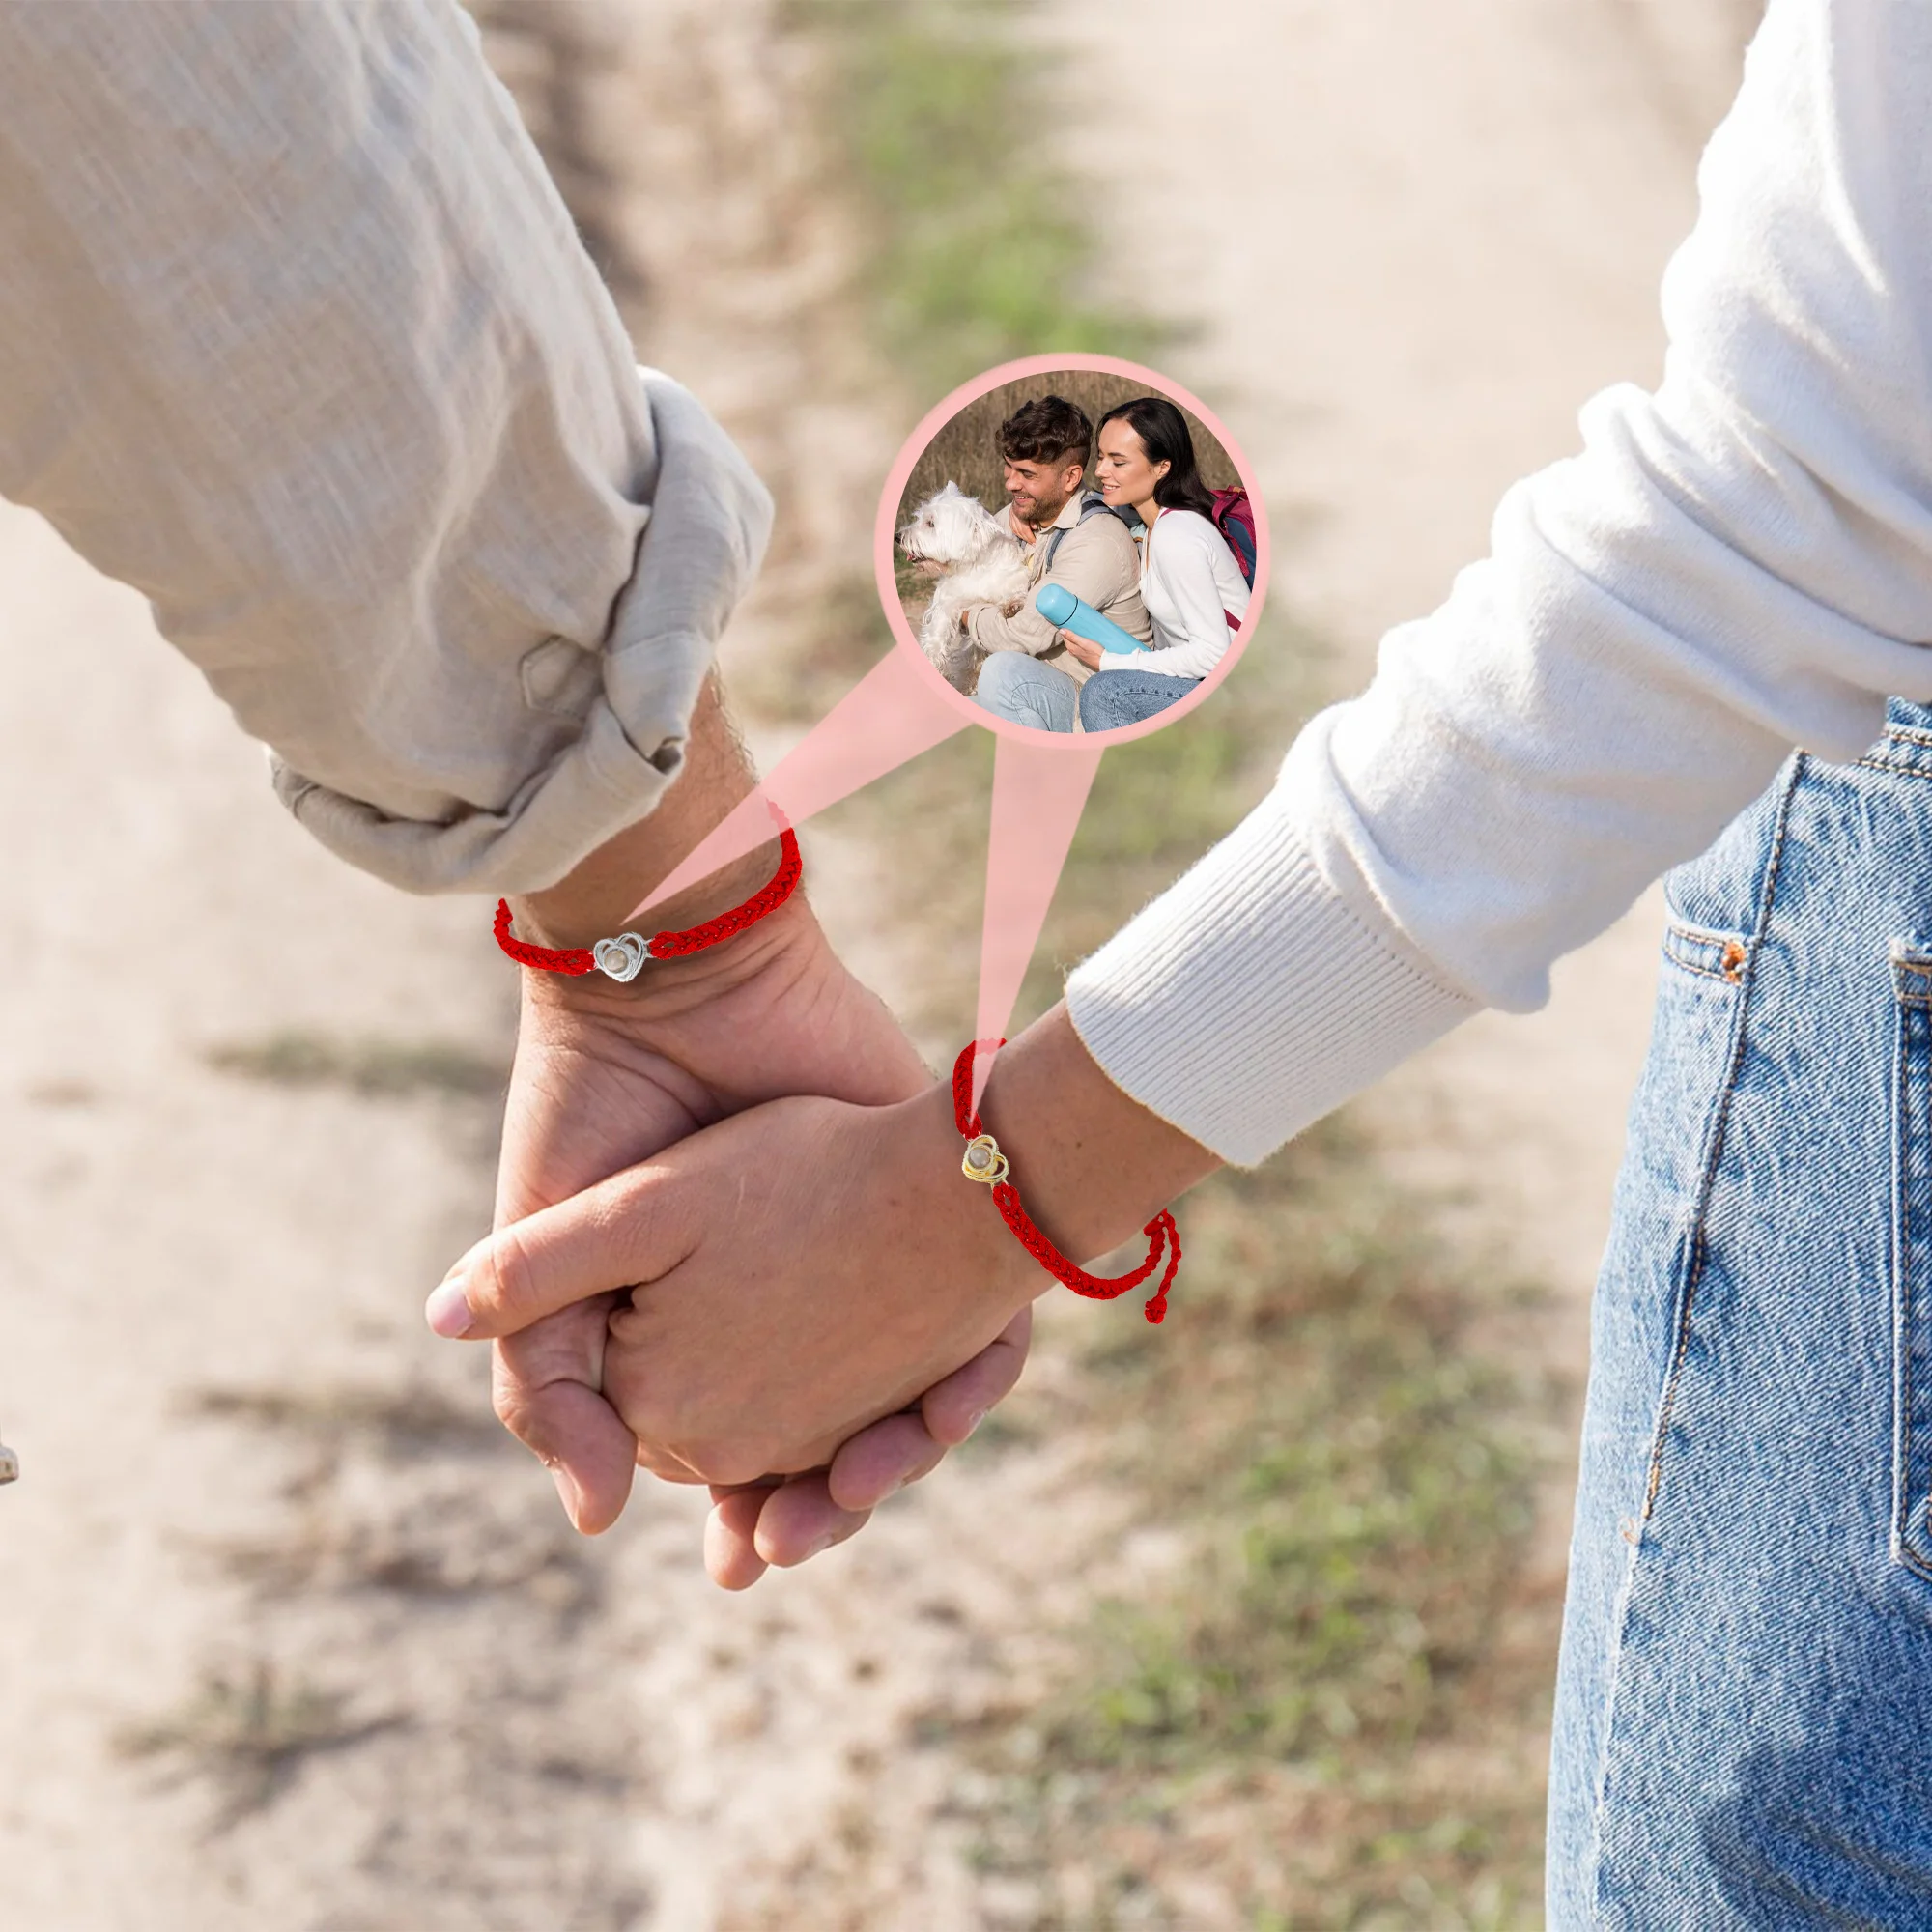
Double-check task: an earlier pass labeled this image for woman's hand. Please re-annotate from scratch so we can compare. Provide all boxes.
[450,1005,1220,1567]
[1061,631,1104,670]
[450,1083,1045,1488]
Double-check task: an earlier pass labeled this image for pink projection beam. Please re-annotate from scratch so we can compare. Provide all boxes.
[973,734,1105,1112]
[623,647,969,923]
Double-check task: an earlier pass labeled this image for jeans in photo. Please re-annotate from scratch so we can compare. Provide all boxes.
[1078,668,1202,731]
[974,651,1078,732]
[1549,697,1932,1924]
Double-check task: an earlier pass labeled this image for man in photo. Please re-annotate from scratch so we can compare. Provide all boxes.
[964,395,1153,731]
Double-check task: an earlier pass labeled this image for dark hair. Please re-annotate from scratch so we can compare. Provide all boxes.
[996,394,1093,469]
[1097,395,1217,518]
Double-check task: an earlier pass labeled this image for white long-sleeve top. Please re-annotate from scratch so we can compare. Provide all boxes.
[1098,508,1250,679]
[1067,0,1932,1165]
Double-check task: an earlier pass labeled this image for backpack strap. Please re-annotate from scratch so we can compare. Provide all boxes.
[1039,490,1140,576]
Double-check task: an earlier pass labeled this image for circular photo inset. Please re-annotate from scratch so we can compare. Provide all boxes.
[877,355,1265,743]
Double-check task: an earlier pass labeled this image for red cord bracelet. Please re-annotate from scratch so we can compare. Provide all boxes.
[952,1039,1179,1324]
[494,826,803,980]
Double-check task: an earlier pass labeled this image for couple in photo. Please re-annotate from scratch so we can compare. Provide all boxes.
[961,394,1253,733]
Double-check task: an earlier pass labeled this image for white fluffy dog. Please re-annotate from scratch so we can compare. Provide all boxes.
[897,482,1032,689]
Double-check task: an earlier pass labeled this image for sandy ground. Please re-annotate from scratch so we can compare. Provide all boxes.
[0,3,1759,1927]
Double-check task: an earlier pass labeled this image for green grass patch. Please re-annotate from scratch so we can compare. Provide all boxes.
[950,1129,1555,1926]
[785,0,1172,395]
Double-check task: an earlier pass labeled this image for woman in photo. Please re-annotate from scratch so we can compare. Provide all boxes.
[1066,395,1250,730]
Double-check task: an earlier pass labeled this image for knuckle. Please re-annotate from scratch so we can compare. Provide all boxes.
[483,1224,539,1321]
[490,1384,548,1454]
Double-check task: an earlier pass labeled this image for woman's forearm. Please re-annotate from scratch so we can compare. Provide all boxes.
[1068,4,1932,1171]
[979,1005,1220,1264]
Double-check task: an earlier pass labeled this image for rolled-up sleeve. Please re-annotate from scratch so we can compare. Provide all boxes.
[0,0,771,895]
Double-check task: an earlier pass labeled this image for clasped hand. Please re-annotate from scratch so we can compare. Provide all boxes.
[446,872,1041,1589]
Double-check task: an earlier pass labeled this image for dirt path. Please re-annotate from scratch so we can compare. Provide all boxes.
[1042,0,1754,1382]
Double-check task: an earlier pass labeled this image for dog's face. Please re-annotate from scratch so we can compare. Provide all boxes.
[897,481,1006,572]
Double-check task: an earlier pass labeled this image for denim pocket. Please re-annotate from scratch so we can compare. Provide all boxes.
[1889,943,1932,1577]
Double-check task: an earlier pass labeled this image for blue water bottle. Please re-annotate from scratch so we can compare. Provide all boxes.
[1034,582,1146,654]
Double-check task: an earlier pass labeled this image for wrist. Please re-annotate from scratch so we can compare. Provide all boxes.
[972,1006,1218,1264]
[511,832,782,957]
[504,672,810,1009]
[516,885,825,1037]
[897,1082,1047,1320]
[508,672,770,948]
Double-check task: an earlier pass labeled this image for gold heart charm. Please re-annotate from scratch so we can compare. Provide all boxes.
[0,1441,18,1485]
[960,1134,1009,1185]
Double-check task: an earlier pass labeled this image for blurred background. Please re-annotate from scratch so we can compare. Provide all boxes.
[0,2,1759,1926]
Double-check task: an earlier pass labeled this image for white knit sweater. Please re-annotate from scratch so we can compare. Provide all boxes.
[1066,0,1932,1165]
[1097,508,1251,680]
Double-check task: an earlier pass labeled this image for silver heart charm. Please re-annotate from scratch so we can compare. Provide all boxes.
[592,932,650,982]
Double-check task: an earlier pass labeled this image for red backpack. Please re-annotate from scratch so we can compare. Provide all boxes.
[1211,488,1258,587]
[1210,487,1257,631]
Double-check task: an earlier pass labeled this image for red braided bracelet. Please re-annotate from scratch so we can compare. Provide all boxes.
[494,827,803,980]
[952,1039,1179,1324]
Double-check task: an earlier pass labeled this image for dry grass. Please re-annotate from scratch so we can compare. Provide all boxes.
[117,1661,399,1832]
[202,1029,509,1102]
[180,1381,508,1458]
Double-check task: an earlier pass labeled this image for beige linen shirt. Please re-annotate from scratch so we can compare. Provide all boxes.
[0,0,771,896]
[965,492,1151,682]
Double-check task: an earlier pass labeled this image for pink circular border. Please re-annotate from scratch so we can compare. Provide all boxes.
[872,353,1270,749]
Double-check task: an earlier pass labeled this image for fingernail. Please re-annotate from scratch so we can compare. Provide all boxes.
[423,1274,475,1339]
[964,1408,988,1438]
[801,1531,837,1562]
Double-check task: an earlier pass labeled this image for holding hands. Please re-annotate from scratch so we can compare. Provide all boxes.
[445,683,1214,1586]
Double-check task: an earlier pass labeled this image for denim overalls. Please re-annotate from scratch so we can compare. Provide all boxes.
[1549,699,1932,1923]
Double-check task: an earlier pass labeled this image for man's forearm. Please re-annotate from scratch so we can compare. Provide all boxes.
[511,675,778,951]
[968,590,1062,657]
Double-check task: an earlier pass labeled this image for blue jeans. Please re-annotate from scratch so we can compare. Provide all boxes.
[974,652,1077,732]
[1550,698,1932,1923]
[1078,668,1202,730]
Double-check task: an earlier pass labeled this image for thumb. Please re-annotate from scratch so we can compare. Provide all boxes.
[425,1158,698,1341]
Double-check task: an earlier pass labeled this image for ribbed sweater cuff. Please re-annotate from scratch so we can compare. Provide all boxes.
[1065,794,1479,1166]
